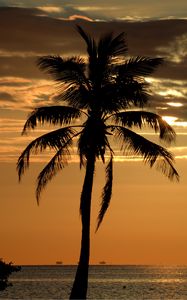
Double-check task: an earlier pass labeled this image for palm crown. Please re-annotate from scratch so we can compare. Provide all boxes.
[17,26,179,230]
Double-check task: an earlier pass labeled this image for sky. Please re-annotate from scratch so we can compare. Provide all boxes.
[0,1,187,265]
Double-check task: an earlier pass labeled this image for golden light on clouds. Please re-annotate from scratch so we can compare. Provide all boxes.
[157,33,187,63]
[37,6,64,13]
[145,77,158,83]
[1,6,187,267]
[75,6,103,11]
[162,116,187,128]
[68,15,94,22]
[158,89,183,97]
[162,116,178,125]
[167,102,183,107]
[0,77,55,110]
[175,121,187,127]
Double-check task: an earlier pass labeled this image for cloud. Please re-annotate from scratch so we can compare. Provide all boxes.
[0,76,55,111]
[1,0,187,21]
[0,77,32,87]
[0,92,15,102]
[157,34,187,63]
[37,6,64,14]
[0,8,187,81]
[0,8,187,120]
[65,1,187,21]
[0,8,187,57]
[66,15,94,22]
[144,78,187,121]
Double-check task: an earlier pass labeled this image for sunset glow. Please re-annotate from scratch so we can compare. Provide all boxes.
[167,102,183,107]
[0,1,187,267]
[158,89,183,97]
[162,116,178,125]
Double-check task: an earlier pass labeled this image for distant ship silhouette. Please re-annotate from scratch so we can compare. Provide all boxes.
[56,261,63,265]
[99,261,106,265]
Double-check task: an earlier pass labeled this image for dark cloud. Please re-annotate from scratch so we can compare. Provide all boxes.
[0,92,15,102]
[0,80,31,87]
[1,0,187,20]
[0,7,187,120]
[0,0,70,7]
[155,60,187,81]
[0,8,187,54]
[157,105,187,122]
[0,8,187,79]
[0,57,41,79]
[0,7,76,54]
[149,94,187,119]
[32,93,53,105]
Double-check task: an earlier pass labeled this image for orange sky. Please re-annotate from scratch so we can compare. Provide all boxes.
[1,3,187,265]
[0,156,187,265]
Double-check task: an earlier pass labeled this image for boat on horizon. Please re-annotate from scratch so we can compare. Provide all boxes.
[99,261,106,265]
[56,261,63,265]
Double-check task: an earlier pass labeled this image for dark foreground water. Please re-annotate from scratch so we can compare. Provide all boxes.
[1,265,187,299]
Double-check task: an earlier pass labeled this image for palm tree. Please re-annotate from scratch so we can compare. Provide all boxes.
[17,26,179,299]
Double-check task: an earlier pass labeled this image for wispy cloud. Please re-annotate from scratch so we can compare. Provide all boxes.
[157,34,187,63]
[37,6,64,13]
[1,7,187,163]
[0,77,55,111]
[66,15,94,22]
[1,0,187,21]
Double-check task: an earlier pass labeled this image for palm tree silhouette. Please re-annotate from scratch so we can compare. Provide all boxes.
[17,26,179,299]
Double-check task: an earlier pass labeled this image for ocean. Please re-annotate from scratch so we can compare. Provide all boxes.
[1,265,187,299]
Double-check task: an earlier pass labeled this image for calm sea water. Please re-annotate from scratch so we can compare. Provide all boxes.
[1,265,187,299]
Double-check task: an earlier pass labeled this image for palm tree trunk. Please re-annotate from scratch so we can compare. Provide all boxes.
[69,154,95,299]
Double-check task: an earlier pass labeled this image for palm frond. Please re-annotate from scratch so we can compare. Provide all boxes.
[112,111,176,143]
[22,106,83,134]
[97,78,148,114]
[36,145,70,203]
[37,56,86,85]
[76,25,97,59]
[17,127,75,181]
[90,33,127,86]
[114,126,179,181]
[98,82,126,114]
[115,76,149,108]
[96,155,113,231]
[37,54,93,108]
[117,57,164,77]
[76,25,97,81]
[98,31,127,60]
[57,84,92,109]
